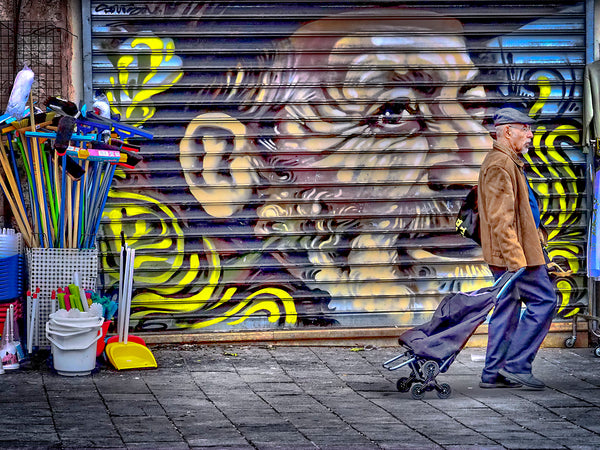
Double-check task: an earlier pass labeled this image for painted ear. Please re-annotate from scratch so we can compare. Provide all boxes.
[180,112,260,217]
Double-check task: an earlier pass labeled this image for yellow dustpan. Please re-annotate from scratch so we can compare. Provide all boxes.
[106,341,157,370]
[106,245,157,370]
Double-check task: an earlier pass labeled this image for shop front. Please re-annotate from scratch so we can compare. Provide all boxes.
[83,1,591,343]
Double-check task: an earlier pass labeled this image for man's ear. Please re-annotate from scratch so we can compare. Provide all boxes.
[180,112,260,217]
[494,124,505,141]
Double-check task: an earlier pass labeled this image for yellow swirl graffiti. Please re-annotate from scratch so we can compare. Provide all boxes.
[106,36,183,127]
[529,76,551,117]
[101,191,297,327]
[104,190,188,290]
[556,278,579,317]
[183,288,298,329]
[530,125,580,242]
[525,75,583,313]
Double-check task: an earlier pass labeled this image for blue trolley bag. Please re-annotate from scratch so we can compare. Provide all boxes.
[398,268,524,367]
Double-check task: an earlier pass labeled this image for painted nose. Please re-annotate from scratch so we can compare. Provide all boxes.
[426,117,492,188]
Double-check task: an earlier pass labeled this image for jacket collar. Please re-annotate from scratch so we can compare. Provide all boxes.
[492,140,524,168]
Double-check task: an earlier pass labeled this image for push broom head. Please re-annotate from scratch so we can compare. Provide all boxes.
[54,116,76,156]
[45,97,79,117]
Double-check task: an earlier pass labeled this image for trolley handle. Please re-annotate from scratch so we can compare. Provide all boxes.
[495,267,525,299]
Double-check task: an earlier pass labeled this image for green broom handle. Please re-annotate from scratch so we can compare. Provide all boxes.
[41,146,58,243]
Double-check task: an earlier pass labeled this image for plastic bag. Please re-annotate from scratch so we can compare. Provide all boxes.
[5,65,35,120]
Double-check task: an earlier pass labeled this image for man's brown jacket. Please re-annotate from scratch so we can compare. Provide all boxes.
[477,141,545,271]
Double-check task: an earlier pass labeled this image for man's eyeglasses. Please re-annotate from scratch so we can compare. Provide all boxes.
[508,124,531,133]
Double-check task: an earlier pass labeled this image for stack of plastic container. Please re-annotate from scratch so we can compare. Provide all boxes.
[0,230,24,369]
[0,229,24,303]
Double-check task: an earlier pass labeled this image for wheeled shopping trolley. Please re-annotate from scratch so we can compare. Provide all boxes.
[383,269,524,399]
[564,312,600,357]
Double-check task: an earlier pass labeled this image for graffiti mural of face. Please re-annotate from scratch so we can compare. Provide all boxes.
[180,10,493,321]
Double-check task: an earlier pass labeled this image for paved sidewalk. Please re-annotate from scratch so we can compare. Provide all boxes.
[1,345,600,449]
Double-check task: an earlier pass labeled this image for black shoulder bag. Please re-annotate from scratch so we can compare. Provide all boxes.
[455,186,480,245]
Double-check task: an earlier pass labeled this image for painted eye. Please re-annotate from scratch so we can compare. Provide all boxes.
[372,101,410,126]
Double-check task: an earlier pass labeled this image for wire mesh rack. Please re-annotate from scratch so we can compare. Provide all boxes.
[0,20,68,111]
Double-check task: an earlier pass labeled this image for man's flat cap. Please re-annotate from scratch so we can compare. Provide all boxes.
[493,108,535,126]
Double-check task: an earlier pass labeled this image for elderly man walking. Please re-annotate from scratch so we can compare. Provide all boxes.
[477,107,556,390]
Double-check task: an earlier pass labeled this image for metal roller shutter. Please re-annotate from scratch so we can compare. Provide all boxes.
[85,1,588,335]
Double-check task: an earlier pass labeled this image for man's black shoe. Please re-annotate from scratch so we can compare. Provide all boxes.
[499,369,545,390]
[479,374,522,389]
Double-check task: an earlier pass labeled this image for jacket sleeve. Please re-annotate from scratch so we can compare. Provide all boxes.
[483,166,527,271]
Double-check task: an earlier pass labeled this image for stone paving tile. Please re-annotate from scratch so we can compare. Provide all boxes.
[283,412,348,428]
[239,370,293,382]
[176,424,245,443]
[4,426,57,438]
[260,394,329,414]
[556,388,600,406]
[225,413,288,428]
[59,437,126,448]
[189,371,247,392]
[0,440,62,449]
[0,401,52,418]
[141,373,201,391]
[429,432,499,447]
[240,429,314,445]
[153,396,214,416]
[102,399,165,416]
[247,381,305,393]
[188,436,252,448]
[378,441,443,449]
[306,432,379,448]
[189,445,254,449]
[112,415,184,443]
[300,383,355,396]
[126,441,191,450]
[172,415,233,429]
[0,415,52,426]
[493,438,566,449]
[444,446,504,450]
[558,437,600,448]
[93,376,152,394]
[352,421,415,440]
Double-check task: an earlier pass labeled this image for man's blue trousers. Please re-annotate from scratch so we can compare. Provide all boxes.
[482,265,556,382]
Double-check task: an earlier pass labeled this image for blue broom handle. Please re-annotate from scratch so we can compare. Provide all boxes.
[87,163,116,248]
[25,137,45,247]
[77,162,86,248]
[32,137,53,248]
[7,134,26,212]
[58,154,67,248]
[84,161,103,246]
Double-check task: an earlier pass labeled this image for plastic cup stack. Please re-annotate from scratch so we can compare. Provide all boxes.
[0,230,20,258]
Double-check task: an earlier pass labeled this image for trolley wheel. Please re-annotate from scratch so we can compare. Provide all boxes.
[564,337,576,348]
[410,383,426,400]
[397,377,412,393]
[436,383,452,399]
[422,361,440,379]
[594,347,600,358]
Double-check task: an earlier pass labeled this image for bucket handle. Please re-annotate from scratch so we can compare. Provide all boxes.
[46,322,98,338]
[46,327,102,351]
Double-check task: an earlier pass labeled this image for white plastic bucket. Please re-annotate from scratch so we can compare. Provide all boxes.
[46,322,102,347]
[46,324,102,376]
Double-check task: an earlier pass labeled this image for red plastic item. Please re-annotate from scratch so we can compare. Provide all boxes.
[96,320,112,357]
